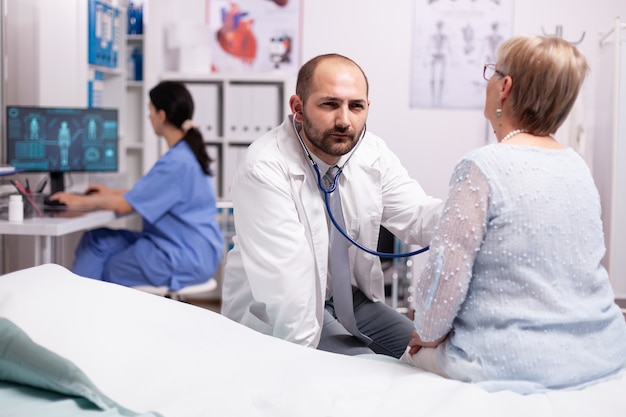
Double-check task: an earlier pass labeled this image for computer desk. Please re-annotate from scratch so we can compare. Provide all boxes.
[0,209,120,265]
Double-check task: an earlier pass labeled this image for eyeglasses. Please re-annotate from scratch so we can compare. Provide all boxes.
[483,63,506,81]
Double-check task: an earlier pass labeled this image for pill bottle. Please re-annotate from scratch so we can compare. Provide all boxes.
[8,194,24,222]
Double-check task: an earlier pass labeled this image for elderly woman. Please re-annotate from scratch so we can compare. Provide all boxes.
[403,35,626,393]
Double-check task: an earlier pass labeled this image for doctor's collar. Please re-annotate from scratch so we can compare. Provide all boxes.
[306,150,349,176]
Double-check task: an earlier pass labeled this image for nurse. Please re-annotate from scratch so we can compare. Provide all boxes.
[50,81,224,291]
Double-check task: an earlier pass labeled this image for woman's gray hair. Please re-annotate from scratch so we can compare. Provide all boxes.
[496,35,589,136]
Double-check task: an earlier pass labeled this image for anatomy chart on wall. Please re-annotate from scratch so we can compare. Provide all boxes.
[206,0,301,73]
[410,0,514,109]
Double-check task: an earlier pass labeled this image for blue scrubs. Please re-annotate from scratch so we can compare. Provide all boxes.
[72,140,224,290]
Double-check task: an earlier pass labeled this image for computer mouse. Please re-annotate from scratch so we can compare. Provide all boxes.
[84,189,98,195]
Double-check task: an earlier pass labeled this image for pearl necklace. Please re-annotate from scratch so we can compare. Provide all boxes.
[500,129,528,143]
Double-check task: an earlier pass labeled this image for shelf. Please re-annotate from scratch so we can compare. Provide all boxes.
[157,73,292,199]
[160,71,294,83]
[126,81,144,88]
[127,34,144,42]
[89,65,123,77]
[124,143,145,151]
[122,11,147,184]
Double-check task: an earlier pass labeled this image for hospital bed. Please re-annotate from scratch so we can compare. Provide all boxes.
[1,264,625,417]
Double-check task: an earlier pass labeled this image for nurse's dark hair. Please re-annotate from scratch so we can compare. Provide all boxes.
[149,81,213,175]
[296,53,369,103]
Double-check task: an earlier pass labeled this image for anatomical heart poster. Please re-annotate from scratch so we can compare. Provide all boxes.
[206,0,301,73]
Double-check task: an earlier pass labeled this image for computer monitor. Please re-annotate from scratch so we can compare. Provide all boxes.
[5,105,119,194]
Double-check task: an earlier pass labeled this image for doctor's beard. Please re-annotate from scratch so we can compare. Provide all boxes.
[301,114,365,157]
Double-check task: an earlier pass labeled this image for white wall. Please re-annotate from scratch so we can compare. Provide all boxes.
[7,0,626,194]
[299,0,626,199]
[295,0,626,284]
[5,0,87,106]
[147,0,626,198]
[593,24,626,297]
[252,0,625,284]
[4,0,626,278]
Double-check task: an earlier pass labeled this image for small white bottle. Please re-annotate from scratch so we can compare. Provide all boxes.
[8,194,24,222]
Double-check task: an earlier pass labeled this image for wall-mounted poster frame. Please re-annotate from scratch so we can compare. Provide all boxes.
[409,0,514,109]
[205,0,302,74]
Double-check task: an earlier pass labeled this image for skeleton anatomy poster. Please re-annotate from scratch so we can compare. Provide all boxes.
[410,0,514,109]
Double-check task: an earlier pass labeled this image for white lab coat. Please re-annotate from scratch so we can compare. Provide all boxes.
[221,116,443,348]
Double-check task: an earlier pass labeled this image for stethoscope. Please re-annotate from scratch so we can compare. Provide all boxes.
[292,116,429,259]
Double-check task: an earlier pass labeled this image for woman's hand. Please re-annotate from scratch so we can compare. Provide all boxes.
[48,192,96,208]
[48,185,133,214]
[84,184,126,196]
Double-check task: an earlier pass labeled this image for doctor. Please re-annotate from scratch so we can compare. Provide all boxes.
[221,53,443,358]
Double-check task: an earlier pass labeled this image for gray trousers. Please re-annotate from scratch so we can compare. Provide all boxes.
[317,287,414,358]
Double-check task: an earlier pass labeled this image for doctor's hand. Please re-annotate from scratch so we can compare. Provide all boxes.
[407,329,449,355]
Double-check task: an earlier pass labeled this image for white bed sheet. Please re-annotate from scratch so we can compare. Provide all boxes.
[0,264,625,417]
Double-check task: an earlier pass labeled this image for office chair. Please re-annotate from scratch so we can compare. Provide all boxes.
[378,226,414,316]
[132,258,226,302]
[132,277,218,302]
[133,202,232,302]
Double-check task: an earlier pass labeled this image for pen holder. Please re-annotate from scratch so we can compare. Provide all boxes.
[23,193,44,218]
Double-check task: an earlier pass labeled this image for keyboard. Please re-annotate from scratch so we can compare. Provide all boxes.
[43,196,67,208]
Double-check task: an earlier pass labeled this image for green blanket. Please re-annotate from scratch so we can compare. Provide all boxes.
[0,318,161,417]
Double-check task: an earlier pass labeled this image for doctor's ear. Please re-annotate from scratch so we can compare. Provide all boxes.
[289,95,303,119]
[293,107,303,122]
